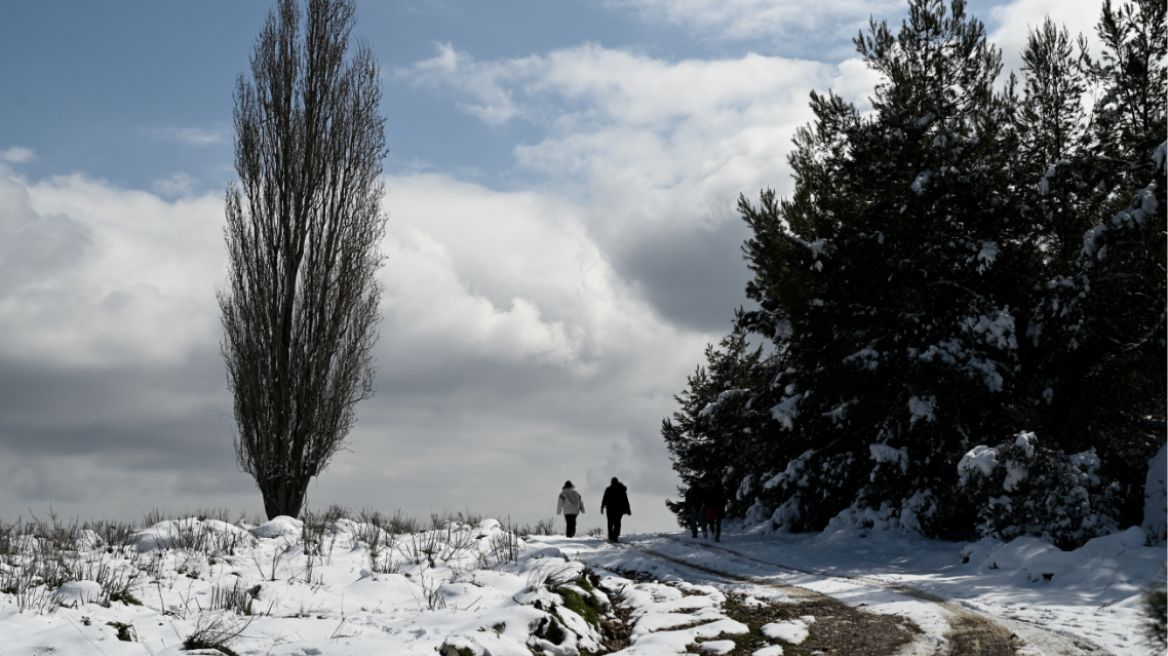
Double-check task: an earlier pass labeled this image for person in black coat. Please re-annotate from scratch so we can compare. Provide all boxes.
[600,477,631,543]
[705,481,727,542]
[685,484,708,539]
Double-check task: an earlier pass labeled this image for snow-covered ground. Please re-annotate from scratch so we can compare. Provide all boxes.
[615,523,1164,656]
[0,513,1162,655]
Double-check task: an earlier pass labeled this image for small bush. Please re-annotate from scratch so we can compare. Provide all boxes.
[183,612,251,656]
[958,433,1119,549]
[437,643,474,656]
[517,518,557,537]
[106,621,135,642]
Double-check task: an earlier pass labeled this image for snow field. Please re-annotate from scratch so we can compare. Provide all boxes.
[1,512,1164,655]
[1,515,798,656]
[1,515,618,655]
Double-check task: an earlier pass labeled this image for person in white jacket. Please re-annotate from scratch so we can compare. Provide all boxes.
[556,481,585,537]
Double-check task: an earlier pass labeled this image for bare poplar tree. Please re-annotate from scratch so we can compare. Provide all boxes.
[219,0,387,520]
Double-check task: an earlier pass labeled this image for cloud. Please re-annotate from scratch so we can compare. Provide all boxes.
[401,43,535,125]
[381,225,588,372]
[2,174,225,368]
[0,172,247,519]
[374,171,714,389]
[0,147,34,164]
[403,43,882,329]
[148,126,230,146]
[152,172,199,197]
[0,176,94,297]
[606,0,900,57]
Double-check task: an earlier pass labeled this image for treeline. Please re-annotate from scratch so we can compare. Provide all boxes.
[664,0,1165,548]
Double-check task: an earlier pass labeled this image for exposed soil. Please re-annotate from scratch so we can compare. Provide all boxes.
[595,577,635,653]
[941,610,1018,656]
[686,592,920,656]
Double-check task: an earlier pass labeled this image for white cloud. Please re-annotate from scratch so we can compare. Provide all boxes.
[402,43,533,125]
[377,172,711,379]
[403,43,881,256]
[0,176,93,297]
[0,173,224,368]
[0,147,34,164]
[149,126,229,146]
[152,172,199,197]
[382,226,588,371]
[606,0,900,47]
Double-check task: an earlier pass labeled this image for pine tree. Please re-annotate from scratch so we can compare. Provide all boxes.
[735,0,1028,537]
[1015,19,1095,277]
[662,319,772,523]
[663,0,1165,546]
[1025,0,1166,529]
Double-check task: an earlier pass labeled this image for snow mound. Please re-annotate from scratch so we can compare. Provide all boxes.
[250,515,303,538]
[699,639,738,653]
[52,580,104,607]
[961,527,1156,585]
[761,615,815,644]
[126,518,255,552]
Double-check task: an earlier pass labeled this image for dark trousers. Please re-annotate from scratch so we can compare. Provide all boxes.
[606,513,624,542]
[710,518,722,541]
[689,505,708,537]
[564,514,577,538]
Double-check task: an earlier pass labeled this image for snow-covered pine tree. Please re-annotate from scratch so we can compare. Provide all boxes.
[733,0,1031,538]
[1023,0,1165,531]
[665,0,1164,547]
[662,318,773,524]
[940,16,1133,549]
[1014,19,1096,278]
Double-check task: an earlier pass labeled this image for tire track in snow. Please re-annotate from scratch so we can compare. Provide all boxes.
[636,535,1112,656]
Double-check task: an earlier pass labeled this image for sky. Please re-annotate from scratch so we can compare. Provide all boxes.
[0,0,1107,532]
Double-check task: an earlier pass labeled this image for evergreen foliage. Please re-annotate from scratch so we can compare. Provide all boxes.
[663,0,1166,546]
[957,432,1120,549]
[662,319,773,523]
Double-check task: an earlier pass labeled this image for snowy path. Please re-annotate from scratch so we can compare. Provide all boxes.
[667,537,1121,656]
[585,534,1015,655]
[584,530,1149,656]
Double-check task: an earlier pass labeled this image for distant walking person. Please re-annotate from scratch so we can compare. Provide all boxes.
[557,481,585,538]
[685,483,708,539]
[705,482,727,542]
[600,477,631,543]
